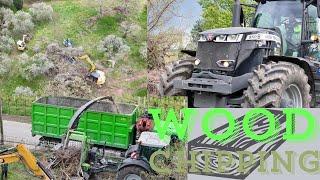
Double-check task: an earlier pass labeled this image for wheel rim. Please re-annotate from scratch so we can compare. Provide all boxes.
[124,174,142,180]
[281,84,303,108]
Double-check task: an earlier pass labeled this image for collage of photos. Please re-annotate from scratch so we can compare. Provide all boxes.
[1,0,320,179]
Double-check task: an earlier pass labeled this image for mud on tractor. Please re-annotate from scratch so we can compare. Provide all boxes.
[159,0,320,108]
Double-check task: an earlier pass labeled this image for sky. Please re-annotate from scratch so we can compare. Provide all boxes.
[168,0,203,34]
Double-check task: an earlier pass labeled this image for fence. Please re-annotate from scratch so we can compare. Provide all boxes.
[0,95,187,117]
[0,95,36,116]
[120,96,187,114]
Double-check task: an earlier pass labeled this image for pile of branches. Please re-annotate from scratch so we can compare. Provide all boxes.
[43,43,94,98]
[52,147,82,179]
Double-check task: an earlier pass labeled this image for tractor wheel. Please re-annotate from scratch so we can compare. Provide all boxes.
[158,59,195,96]
[243,61,311,108]
[116,166,148,180]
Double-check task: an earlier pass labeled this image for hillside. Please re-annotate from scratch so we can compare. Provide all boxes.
[0,0,147,104]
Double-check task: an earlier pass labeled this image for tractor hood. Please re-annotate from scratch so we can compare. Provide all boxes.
[196,27,281,76]
[200,27,275,36]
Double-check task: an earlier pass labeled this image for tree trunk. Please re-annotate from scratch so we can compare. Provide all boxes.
[0,99,3,145]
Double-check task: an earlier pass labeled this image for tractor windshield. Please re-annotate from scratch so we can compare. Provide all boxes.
[253,1,303,56]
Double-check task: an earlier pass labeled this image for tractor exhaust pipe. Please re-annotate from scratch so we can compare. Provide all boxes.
[232,0,241,27]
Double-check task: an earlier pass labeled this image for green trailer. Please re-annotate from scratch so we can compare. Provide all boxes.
[31,97,138,149]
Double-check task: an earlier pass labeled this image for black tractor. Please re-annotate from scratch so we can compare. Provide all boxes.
[159,0,320,108]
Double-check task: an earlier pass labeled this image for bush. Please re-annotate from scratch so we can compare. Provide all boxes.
[13,11,34,36]
[0,0,13,7]
[29,2,53,23]
[0,35,15,54]
[13,86,34,96]
[13,0,23,10]
[0,53,11,76]
[46,42,61,56]
[98,35,130,62]
[17,52,29,64]
[139,43,147,60]
[0,7,15,35]
[21,53,55,80]
[120,21,142,39]
[32,43,41,53]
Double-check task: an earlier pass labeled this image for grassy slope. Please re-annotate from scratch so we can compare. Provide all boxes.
[30,1,107,58]
[0,0,147,98]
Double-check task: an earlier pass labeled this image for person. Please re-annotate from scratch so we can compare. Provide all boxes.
[1,164,8,180]
[283,12,302,56]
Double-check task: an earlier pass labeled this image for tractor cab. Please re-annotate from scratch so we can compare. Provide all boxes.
[252,0,320,59]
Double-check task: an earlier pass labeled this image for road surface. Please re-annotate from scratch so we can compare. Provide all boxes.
[2,120,40,146]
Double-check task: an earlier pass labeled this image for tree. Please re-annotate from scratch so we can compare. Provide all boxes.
[29,2,53,23]
[0,98,3,145]
[12,10,34,36]
[148,0,181,32]
[190,20,203,43]
[86,0,145,18]
[199,0,234,29]
[0,7,15,35]
[0,0,23,10]
[192,0,255,38]
[148,29,183,69]
[13,0,23,10]
[147,0,185,69]
[98,35,131,64]
[0,0,13,7]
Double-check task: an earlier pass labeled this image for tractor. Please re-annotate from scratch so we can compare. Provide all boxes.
[159,0,320,108]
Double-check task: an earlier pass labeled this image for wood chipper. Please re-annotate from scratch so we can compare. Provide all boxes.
[31,96,179,180]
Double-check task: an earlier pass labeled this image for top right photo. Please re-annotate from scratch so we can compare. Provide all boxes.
[148,0,320,108]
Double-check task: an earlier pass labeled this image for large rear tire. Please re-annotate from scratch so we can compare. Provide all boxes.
[158,59,195,96]
[116,166,148,180]
[243,61,311,108]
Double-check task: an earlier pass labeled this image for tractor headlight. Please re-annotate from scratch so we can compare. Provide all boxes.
[215,35,227,42]
[274,47,281,56]
[194,58,201,66]
[199,34,244,42]
[216,60,235,68]
[226,34,243,42]
[215,34,243,42]
[198,34,207,42]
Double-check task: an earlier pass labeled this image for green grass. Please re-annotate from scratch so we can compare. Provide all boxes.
[129,77,148,97]
[28,1,103,58]
[0,59,45,96]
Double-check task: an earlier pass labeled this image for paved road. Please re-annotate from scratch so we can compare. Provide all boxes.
[2,120,40,146]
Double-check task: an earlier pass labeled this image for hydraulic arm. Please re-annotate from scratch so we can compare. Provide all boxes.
[0,144,54,180]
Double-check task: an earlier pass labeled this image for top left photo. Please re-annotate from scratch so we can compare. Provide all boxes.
[0,0,147,112]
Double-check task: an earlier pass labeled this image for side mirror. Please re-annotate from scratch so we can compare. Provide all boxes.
[240,6,246,27]
[318,0,320,18]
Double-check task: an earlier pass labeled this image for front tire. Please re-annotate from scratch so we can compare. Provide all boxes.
[158,59,194,96]
[243,61,311,108]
